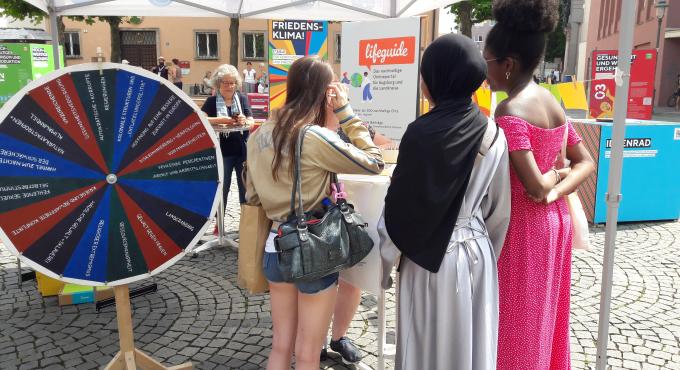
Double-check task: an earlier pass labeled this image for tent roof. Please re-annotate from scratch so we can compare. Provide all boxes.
[24,0,456,20]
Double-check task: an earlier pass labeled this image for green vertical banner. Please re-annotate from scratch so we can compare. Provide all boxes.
[0,43,63,108]
[0,43,32,107]
[30,44,57,80]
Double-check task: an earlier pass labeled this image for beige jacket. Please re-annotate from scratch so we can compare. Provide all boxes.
[245,104,384,222]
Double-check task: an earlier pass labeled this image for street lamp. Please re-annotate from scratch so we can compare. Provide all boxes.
[652,0,669,108]
[655,0,669,50]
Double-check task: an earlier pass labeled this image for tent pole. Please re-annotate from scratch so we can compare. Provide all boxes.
[48,0,61,70]
[595,0,635,369]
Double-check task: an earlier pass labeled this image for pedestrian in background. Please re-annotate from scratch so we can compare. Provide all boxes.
[152,56,168,79]
[243,61,257,94]
[171,58,183,90]
[484,0,595,368]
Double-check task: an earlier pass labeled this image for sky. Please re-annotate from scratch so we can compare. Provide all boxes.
[438,6,458,35]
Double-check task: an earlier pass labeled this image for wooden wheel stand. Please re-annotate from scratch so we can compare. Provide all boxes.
[104,285,193,370]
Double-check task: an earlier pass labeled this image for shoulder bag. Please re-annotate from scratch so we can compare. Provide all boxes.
[560,122,590,251]
[274,125,374,282]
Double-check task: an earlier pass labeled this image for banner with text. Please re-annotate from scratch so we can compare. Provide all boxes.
[268,20,328,109]
[341,17,420,142]
[588,49,657,120]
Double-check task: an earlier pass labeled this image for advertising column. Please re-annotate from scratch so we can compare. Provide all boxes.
[268,20,328,110]
[588,49,657,120]
[341,17,421,142]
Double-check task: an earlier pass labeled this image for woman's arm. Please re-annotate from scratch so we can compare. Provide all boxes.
[509,150,561,200]
[546,142,595,202]
[373,132,394,148]
[308,83,384,175]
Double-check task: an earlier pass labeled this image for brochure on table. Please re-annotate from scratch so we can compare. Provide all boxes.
[341,17,421,143]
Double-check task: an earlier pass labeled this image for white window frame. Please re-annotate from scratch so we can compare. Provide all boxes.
[242,31,265,61]
[195,31,219,60]
[64,31,81,59]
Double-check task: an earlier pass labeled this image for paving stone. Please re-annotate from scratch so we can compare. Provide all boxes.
[1,193,678,369]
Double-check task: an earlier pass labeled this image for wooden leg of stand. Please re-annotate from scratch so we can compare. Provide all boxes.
[115,285,136,353]
[135,349,193,370]
[104,351,124,370]
[106,284,193,370]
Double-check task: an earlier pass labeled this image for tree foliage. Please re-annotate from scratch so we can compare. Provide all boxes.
[0,0,45,23]
[545,0,567,62]
[447,0,492,37]
[1,0,143,64]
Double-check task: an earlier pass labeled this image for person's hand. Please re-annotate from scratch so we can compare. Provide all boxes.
[211,116,235,126]
[327,82,349,110]
[235,114,247,126]
[527,188,561,204]
[540,188,561,205]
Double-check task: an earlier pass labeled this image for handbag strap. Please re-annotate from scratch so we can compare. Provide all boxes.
[288,125,345,228]
[289,125,313,228]
[558,120,571,169]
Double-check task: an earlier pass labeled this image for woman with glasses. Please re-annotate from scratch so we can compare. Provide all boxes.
[483,0,595,368]
[201,64,254,226]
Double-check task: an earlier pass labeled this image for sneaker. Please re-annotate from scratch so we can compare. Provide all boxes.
[329,336,362,365]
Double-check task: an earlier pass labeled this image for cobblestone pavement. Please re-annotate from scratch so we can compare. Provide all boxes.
[1,178,679,369]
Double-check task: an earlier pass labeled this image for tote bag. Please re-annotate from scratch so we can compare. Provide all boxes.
[560,124,590,251]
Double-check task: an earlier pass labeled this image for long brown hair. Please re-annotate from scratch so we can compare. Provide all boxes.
[271,56,334,180]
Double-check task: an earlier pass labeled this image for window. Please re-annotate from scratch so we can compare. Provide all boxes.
[64,31,80,58]
[195,31,218,59]
[476,35,483,42]
[334,33,341,62]
[242,32,265,60]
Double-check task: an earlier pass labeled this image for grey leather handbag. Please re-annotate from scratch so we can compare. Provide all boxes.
[274,125,374,282]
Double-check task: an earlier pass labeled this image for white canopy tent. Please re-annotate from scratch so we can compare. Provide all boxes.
[19,0,638,368]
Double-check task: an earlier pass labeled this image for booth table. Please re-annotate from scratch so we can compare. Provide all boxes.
[338,173,394,370]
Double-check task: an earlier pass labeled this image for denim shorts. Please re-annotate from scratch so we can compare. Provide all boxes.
[262,252,338,294]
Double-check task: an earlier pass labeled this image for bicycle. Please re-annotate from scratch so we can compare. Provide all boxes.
[667,90,680,107]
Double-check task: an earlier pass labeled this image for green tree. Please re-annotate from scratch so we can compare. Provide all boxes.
[545,0,567,62]
[229,17,239,67]
[447,0,492,37]
[0,1,141,63]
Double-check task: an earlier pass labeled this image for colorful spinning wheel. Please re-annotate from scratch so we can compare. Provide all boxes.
[0,63,223,286]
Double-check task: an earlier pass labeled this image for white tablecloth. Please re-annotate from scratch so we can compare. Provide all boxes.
[338,173,390,296]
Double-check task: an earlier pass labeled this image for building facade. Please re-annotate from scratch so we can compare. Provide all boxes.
[53,13,438,95]
[584,0,680,107]
[470,20,494,51]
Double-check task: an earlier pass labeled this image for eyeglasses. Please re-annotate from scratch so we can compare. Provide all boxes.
[220,81,237,86]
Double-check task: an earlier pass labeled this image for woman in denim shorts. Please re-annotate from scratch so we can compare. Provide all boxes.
[245,56,384,370]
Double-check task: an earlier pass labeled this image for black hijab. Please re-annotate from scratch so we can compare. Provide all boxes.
[384,34,489,273]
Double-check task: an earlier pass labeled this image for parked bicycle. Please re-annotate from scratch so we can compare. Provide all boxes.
[667,90,679,108]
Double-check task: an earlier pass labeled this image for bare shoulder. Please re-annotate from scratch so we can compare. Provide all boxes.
[496,84,563,128]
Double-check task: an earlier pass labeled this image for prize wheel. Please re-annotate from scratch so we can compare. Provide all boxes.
[0,63,223,286]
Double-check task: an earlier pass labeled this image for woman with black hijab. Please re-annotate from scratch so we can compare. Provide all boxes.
[379,33,511,370]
